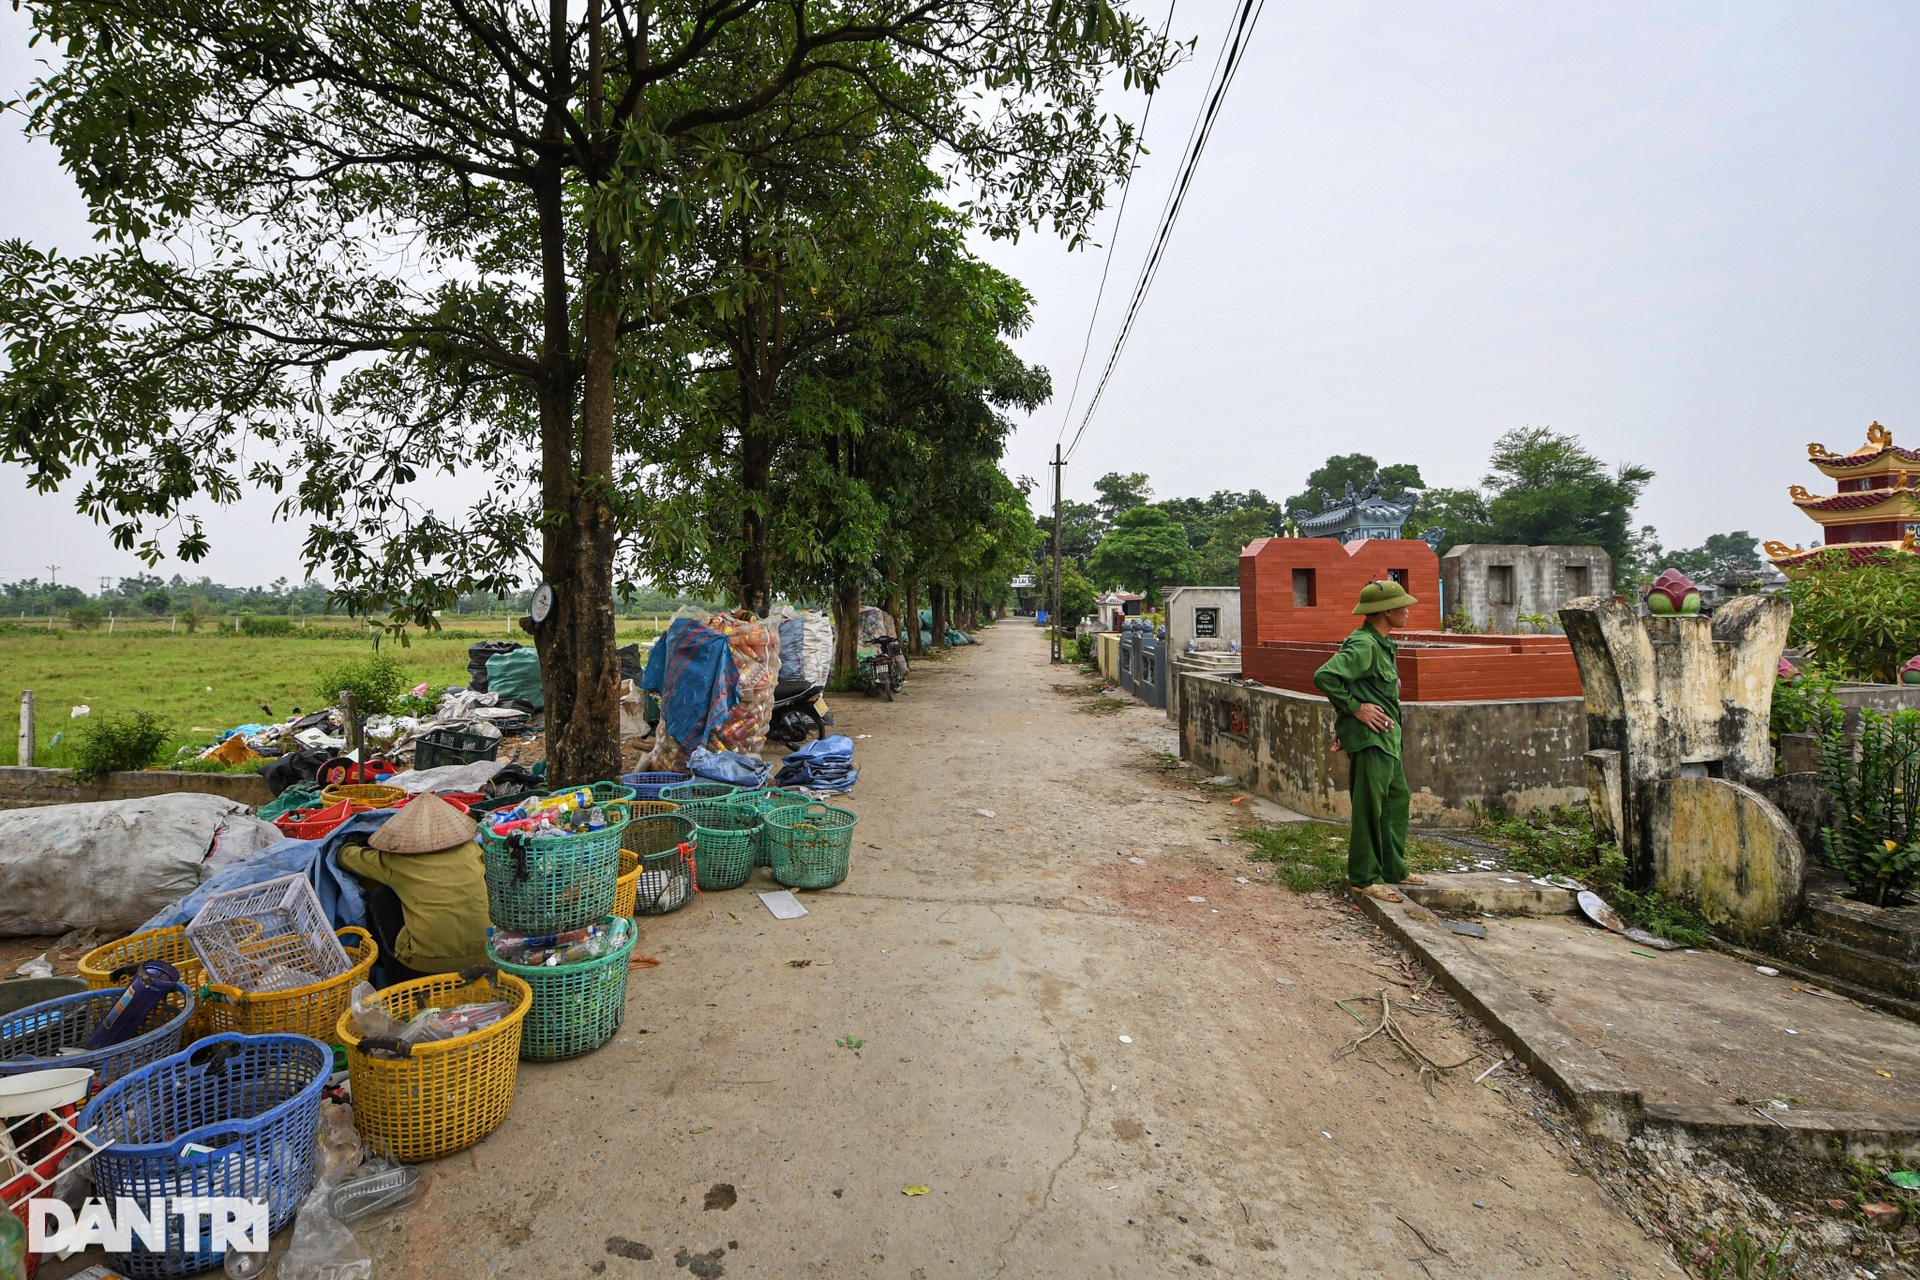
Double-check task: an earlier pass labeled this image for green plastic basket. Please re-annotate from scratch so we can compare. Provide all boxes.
[624,813,697,915]
[766,802,857,890]
[659,780,739,803]
[259,784,323,822]
[588,780,638,804]
[487,916,636,1060]
[480,803,630,932]
[725,788,810,866]
[676,800,761,891]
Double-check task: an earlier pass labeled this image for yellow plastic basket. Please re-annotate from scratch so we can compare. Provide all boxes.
[613,849,642,917]
[320,783,406,809]
[200,927,377,1043]
[624,799,678,819]
[336,967,531,1162]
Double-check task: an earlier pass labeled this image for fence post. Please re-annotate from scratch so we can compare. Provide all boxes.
[339,690,362,762]
[108,613,115,633]
[17,690,33,767]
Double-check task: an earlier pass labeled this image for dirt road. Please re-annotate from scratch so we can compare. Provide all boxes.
[362,625,1679,1278]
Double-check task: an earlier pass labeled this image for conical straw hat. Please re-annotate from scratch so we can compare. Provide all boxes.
[369,791,477,855]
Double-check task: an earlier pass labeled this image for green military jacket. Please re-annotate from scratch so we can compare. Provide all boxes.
[1312,624,1402,759]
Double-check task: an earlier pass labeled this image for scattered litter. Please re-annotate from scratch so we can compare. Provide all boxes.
[1755,965,1780,977]
[855,734,872,739]
[1128,857,1146,865]
[1231,796,1247,804]
[1497,877,1519,884]
[1443,921,1486,939]
[1203,775,1236,786]
[1576,889,1678,949]
[758,891,808,920]
[1624,928,1679,950]
[1877,1070,1894,1078]
[1118,1035,1133,1044]
[1785,1029,1799,1035]
[1321,1131,1332,1140]
[1274,977,1292,986]
[689,1126,712,1135]
[788,959,812,968]
[1474,1058,1508,1084]
[1235,877,1249,885]
[69,705,90,719]
[1186,896,1207,904]
[13,953,52,979]
[901,1186,930,1196]
[1888,1172,1920,1190]
[1630,949,1659,959]
[975,809,996,818]
[835,1035,864,1050]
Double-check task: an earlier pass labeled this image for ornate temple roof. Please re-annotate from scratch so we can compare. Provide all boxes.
[1787,486,1919,515]
[1807,422,1920,475]
[1295,476,1420,543]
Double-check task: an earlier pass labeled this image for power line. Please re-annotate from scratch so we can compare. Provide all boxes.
[1065,0,1268,463]
[1053,0,1182,447]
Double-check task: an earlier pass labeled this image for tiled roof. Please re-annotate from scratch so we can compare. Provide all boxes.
[1770,544,1907,570]
[1790,490,1916,512]
[1813,444,1920,470]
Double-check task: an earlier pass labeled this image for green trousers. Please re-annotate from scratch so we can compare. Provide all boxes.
[1348,746,1410,887]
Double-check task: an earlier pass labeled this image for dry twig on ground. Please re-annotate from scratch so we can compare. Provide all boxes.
[1336,989,1480,1094]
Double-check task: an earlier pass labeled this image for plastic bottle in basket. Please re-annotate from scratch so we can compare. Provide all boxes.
[81,959,180,1050]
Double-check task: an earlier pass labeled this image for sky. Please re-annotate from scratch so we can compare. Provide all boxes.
[2,0,1917,587]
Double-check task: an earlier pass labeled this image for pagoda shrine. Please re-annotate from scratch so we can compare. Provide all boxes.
[1766,421,1920,572]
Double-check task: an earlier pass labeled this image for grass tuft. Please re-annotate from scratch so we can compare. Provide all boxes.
[1239,822,1452,893]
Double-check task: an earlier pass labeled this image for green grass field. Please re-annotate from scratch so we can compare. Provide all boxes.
[0,622,664,768]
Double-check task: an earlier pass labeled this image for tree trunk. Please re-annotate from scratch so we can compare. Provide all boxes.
[905,578,921,656]
[884,573,904,639]
[930,582,949,649]
[831,578,861,684]
[739,417,772,614]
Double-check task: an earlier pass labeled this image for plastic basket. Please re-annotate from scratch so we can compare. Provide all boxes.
[619,771,688,801]
[412,726,501,771]
[317,759,396,788]
[257,784,322,823]
[487,918,636,1061]
[200,928,377,1045]
[336,966,530,1162]
[659,780,739,803]
[614,849,641,917]
[766,803,858,890]
[624,814,697,916]
[588,780,637,804]
[675,800,760,891]
[82,1033,330,1278]
[393,791,473,814]
[273,798,361,840]
[80,927,203,991]
[480,805,630,933]
[187,874,352,993]
[725,788,810,866]
[470,790,544,818]
[320,782,406,809]
[0,984,196,1096]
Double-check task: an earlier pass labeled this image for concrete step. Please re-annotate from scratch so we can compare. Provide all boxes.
[1401,872,1577,916]
[1777,928,1920,1001]
[1801,892,1920,963]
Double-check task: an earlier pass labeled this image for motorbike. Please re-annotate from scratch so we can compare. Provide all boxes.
[858,634,906,701]
[768,676,829,747]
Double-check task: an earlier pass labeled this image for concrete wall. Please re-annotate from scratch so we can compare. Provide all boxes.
[1442,545,1612,633]
[1176,673,1589,828]
[1163,586,1240,654]
[0,767,272,812]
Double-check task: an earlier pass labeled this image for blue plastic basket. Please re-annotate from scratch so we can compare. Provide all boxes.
[81,1033,331,1279]
[659,779,739,803]
[619,771,689,801]
[0,983,196,1095]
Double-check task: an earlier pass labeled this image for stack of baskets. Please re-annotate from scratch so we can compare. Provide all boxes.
[479,789,638,1060]
[182,875,378,1045]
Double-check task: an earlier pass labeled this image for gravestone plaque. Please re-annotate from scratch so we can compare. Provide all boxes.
[1194,607,1219,638]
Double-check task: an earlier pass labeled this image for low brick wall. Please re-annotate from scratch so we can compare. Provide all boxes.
[1247,631,1582,702]
[0,767,272,811]
[1177,673,1588,827]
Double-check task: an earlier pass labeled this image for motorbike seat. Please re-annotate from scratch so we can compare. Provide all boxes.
[774,676,817,702]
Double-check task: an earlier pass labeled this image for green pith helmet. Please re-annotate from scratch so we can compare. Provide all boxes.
[1353,580,1418,615]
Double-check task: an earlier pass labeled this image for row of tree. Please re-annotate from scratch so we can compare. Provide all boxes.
[0,0,1181,780]
[1043,427,1768,608]
[0,575,716,622]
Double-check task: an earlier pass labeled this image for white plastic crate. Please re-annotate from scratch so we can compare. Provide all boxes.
[186,874,350,993]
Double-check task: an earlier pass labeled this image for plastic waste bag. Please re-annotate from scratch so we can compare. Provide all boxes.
[279,1103,373,1280]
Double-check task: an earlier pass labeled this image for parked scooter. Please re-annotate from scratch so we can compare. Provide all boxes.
[768,677,829,747]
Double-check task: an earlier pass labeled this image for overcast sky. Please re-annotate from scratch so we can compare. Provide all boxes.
[2,0,1916,587]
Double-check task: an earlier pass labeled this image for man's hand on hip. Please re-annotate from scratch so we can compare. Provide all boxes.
[1356,703,1395,734]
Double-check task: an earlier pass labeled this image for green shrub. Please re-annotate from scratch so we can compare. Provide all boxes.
[1816,704,1920,905]
[1072,635,1094,664]
[66,603,105,631]
[240,614,295,636]
[313,653,408,715]
[69,710,170,781]
[1788,548,1920,682]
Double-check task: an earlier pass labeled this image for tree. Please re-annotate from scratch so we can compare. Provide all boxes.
[1193,509,1272,586]
[1789,550,1920,683]
[1086,507,1195,602]
[0,0,1176,784]
[1093,472,1153,526]
[1481,428,1652,572]
[1665,531,1765,586]
[1285,455,1424,523]
[1056,564,1096,632]
[1408,487,1494,555]
[1035,500,1103,569]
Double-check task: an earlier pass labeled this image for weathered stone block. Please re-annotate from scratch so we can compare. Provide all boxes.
[1651,776,1805,946]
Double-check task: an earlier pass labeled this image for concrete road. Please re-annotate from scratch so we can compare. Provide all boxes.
[358,626,1683,1277]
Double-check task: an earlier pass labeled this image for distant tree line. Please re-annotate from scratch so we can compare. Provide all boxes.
[1043,426,1764,608]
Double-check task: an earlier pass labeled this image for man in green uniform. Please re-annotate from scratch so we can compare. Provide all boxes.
[1313,580,1428,902]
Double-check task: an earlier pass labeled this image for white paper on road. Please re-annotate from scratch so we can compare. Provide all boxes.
[759,890,809,920]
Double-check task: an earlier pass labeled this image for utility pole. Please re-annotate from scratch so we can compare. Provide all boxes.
[1050,444,1064,664]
